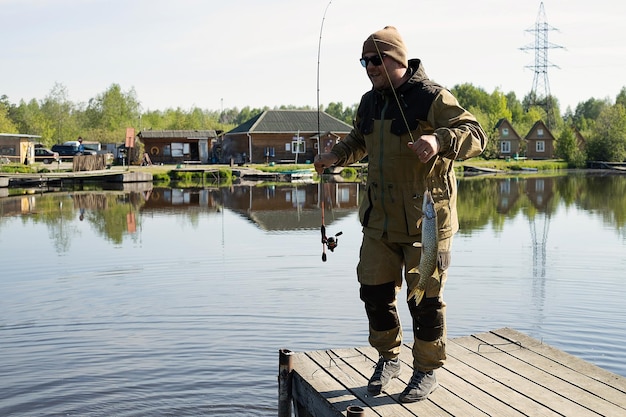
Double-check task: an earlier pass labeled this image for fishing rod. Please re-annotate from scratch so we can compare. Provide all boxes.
[317,0,343,262]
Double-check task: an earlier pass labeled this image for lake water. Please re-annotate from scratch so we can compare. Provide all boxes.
[1,172,625,416]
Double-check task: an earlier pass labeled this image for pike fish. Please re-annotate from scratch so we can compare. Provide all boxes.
[407,190,439,305]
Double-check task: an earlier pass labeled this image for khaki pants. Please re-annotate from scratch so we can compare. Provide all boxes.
[357,235,451,371]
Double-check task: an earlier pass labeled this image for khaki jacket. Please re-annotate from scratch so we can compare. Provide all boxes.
[330,59,487,242]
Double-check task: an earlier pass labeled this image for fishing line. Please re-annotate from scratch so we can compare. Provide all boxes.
[370,37,438,183]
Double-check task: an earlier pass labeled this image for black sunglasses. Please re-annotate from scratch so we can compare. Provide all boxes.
[360,54,386,67]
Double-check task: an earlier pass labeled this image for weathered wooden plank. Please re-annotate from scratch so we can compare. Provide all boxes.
[291,350,359,417]
[445,341,564,416]
[451,335,601,416]
[435,353,530,416]
[475,330,626,414]
[494,328,626,394]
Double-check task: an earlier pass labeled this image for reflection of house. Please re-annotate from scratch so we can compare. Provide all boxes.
[525,177,555,211]
[495,119,523,159]
[141,187,222,213]
[222,183,359,231]
[0,133,41,164]
[495,178,522,214]
[525,120,555,160]
[138,183,360,231]
[138,130,222,164]
[221,110,352,165]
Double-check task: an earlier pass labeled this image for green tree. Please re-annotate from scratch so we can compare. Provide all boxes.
[0,95,18,133]
[615,87,626,108]
[11,99,57,145]
[586,104,626,162]
[323,102,356,125]
[84,84,141,142]
[233,106,266,125]
[555,126,586,168]
[40,83,79,143]
[569,97,610,132]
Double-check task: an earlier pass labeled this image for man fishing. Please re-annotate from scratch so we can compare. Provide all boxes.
[314,26,487,402]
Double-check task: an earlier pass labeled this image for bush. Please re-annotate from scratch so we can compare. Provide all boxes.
[340,167,358,180]
[152,172,170,183]
[0,164,33,173]
[207,168,232,182]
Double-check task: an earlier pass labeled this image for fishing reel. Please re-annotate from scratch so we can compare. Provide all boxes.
[321,225,343,262]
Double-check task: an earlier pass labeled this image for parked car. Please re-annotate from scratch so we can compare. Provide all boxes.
[34,148,59,164]
[51,144,97,157]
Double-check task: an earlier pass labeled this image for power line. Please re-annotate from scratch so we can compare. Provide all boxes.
[520,2,564,127]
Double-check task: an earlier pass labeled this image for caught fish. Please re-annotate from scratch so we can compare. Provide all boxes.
[407,190,439,305]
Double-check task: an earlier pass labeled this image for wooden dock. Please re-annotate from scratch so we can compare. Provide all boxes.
[279,328,626,417]
[0,170,153,187]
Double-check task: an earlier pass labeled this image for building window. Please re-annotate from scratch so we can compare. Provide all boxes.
[536,141,545,152]
[171,143,181,156]
[502,128,509,137]
[291,137,305,154]
[501,141,511,153]
[537,128,544,137]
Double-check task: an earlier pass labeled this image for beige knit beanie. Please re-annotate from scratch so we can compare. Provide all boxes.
[362,26,408,67]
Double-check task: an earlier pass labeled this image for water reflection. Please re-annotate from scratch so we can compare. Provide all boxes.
[2,174,626,247]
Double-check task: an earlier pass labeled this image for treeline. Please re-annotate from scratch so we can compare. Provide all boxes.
[1,82,626,164]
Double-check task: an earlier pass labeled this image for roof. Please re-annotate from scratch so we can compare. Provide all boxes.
[0,133,41,139]
[525,120,553,140]
[226,110,352,134]
[494,118,523,139]
[138,130,219,139]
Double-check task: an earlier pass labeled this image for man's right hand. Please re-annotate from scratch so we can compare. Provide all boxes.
[314,153,339,174]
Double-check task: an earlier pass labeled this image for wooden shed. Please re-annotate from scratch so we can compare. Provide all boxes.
[138,130,222,164]
[495,119,524,159]
[221,110,352,165]
[0,133,41,164]
[525,120,555,160]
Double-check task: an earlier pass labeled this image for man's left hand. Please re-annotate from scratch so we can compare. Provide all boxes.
[408,134,439,163]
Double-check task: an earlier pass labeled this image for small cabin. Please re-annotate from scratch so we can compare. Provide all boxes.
[495,119,523,159]
[138,130,222,164]
[525,120,555,160]
[0,133,41,164]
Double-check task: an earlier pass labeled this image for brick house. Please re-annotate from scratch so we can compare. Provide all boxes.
[221,110,352,165]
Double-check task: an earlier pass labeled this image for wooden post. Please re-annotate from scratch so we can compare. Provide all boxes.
[278,348,294,417]
[347,405,365,416]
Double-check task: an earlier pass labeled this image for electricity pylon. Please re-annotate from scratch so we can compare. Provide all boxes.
[520,2,563,129]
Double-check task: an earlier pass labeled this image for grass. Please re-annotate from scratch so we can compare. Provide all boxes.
[456,158,568,171]
[1,158,569,178]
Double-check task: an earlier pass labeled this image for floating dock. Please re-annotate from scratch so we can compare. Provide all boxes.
[0,170,153,187]
[279,328,626,417]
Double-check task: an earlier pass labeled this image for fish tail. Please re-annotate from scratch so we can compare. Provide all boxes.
[407,287,425,305]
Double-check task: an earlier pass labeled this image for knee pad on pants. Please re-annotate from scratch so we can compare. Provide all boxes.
[409,296,445,342]
[360,282,399,332]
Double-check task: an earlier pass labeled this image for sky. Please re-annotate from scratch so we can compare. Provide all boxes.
[2,0,625,115]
